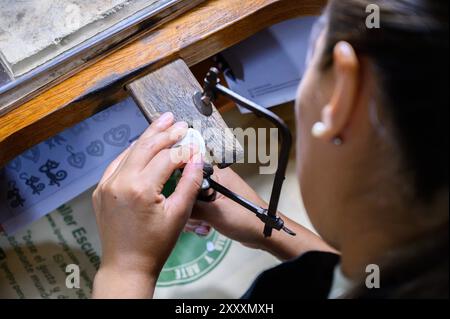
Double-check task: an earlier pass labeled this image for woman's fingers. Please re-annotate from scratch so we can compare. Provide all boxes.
[121,113,188,172]
[167,156,204,220]
[139,145,199,194]
[184,219,212,236]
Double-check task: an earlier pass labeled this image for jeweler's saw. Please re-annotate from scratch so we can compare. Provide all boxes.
[126,59,295,238]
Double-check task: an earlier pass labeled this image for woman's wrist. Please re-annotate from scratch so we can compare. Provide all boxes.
[93,265,158,299]
[257,214,335,261]
[257,221,301,260]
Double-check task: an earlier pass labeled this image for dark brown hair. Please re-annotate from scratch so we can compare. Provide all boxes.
[322,0,448,298]
[323,0,449,201]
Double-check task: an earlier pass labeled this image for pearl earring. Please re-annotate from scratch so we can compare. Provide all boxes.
[312,122,327,138]
[312,122,344,146]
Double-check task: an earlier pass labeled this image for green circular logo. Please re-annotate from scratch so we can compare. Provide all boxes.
[158,172,232,287]
[157,231,232,287]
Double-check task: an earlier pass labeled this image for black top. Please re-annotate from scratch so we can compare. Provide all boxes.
[242,233,449,299]
[243,251,340,299]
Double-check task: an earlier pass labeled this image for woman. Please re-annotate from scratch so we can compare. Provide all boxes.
[92,0,448,298]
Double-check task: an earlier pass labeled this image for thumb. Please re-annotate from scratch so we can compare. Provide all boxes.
[166,156,204,220]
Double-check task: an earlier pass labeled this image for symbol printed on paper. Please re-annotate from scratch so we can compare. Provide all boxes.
[20,173,45,195]
[6,158,21,173]
[46,135,67,149]
[70,122,89,136]
[112,103,126,112]
[136,110,144,118]
[39,160,68,187]
[103,124,131,147]
[22,146,40,163]
[7,181,25,208]
[86,140,104,157]
[92,111,110,122]
[66,146,86,169]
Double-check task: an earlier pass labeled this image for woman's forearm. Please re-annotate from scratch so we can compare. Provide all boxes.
[260,214,337,261]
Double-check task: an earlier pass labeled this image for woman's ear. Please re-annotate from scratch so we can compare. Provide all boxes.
[312,41,359,144]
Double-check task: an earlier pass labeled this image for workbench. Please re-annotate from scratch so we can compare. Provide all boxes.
[0,0,325,167]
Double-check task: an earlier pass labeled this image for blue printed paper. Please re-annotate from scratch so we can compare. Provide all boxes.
[0,98,148,234]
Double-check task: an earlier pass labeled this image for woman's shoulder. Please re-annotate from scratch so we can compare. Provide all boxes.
[242,251,340,299]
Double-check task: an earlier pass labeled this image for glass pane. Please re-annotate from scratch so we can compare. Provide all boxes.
[0,0,201,115]
[0,0,164,76]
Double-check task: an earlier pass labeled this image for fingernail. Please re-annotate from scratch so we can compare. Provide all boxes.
[157,112,174,127]
[338,42,353,57]
[194,226,210,236]
[172,122,189,140]
[170,122,188,146]
[173,121,189,130]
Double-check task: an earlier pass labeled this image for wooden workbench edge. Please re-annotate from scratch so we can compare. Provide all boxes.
[0,0,326,167]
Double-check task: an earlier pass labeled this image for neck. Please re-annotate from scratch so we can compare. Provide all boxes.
[338,190,448,281]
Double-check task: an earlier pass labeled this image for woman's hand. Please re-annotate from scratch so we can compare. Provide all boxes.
[92,112,204,298]
[189,167,270,249]
[189,168,335,260]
